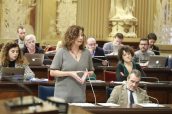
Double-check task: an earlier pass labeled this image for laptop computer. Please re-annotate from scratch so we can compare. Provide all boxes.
[25,53,44,66]
[148,55,168,68]
[1,67,25,81]
[92,56,106,67]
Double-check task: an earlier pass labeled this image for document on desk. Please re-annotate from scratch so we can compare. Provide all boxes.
[69,103,97,107]
[137,103,165,108]
[97,103,120,107]
[30,78,48,82]
[88,80,105,83]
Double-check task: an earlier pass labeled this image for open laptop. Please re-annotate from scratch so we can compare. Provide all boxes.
[1,67,25,81]
[25,53,44,66]
[148,55,168,68]
[92,56,106,67]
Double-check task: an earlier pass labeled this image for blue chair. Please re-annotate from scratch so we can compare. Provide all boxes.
[38,85,54,100]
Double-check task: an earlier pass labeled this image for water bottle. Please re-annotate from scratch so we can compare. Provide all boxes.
[168,55,172,68]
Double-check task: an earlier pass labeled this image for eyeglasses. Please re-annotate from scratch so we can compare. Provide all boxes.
[139,44,148,45]
[88,43,97,46]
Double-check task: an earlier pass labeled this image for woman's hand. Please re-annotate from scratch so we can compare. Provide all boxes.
[70,72,83,84]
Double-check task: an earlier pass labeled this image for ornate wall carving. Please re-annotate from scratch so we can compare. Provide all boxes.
[0,0,36,39]
[154,0,172,44]
[56,0,78,37]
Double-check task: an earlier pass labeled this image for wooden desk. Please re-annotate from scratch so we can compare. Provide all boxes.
[30,66,49,79]
[105,55,119,66]
[0,81,172,104]
[94,66,172,81]
[94,66,115,80]
[0,98,92,114]
[83,104,172,114]
[0,81,106,103]
[143,68,172,81]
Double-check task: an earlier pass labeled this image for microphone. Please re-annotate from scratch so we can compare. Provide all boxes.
[140,92,159,107]
[86,69,97,105]
[92,56,109,66]
[92,57,104,62]
[141,77,159,83]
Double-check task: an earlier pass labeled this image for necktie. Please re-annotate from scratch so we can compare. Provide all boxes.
[130,90,134,104]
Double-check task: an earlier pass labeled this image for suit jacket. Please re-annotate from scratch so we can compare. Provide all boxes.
[103,42,114,54]
[107,84,150,105]
[94,47,105,56]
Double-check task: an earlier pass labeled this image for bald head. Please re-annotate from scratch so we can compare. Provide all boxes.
[87,37,96,44]
[86,37,97,51]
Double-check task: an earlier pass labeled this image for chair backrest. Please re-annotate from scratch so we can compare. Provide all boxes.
[38,86,54,100]
[104,71,116,82]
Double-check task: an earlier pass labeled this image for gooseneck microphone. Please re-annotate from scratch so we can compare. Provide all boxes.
[86,68,97,104]
[140,92,159,107]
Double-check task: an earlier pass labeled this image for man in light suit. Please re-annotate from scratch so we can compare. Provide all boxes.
[107,69,150,105]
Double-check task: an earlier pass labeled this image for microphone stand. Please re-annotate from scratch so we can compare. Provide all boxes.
[140,92,159,107]
[87,71,97,105]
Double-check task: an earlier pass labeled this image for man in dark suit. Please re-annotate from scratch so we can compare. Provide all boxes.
[147,33,160,55]
[86,36,108,66]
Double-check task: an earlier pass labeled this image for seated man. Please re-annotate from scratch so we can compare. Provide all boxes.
[107,69,150,105]
[86,36,108,66]
[147,33,160,55]
[134,38,155,66]
[103,33,124,55]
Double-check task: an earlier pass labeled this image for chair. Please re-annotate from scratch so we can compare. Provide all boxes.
[104,71,116,82]
[38,85,54,100]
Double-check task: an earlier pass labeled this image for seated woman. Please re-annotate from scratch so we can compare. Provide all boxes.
[22,34,51,65]
[0,41,35,80]
[116,45,146,81]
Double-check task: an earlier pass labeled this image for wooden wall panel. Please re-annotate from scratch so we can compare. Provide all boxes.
[77,0,111,41]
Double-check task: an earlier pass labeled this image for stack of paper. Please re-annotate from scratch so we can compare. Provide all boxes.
[137,103,165,107]
[69,103,96,107]
[97,103,120,107]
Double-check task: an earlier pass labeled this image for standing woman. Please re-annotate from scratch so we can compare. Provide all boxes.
[50,25,94,103]
[0,41,35,80]
[116,45,146,81]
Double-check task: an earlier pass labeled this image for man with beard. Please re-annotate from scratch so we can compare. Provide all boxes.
[15,25,26,50]
[134,38,155,67]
